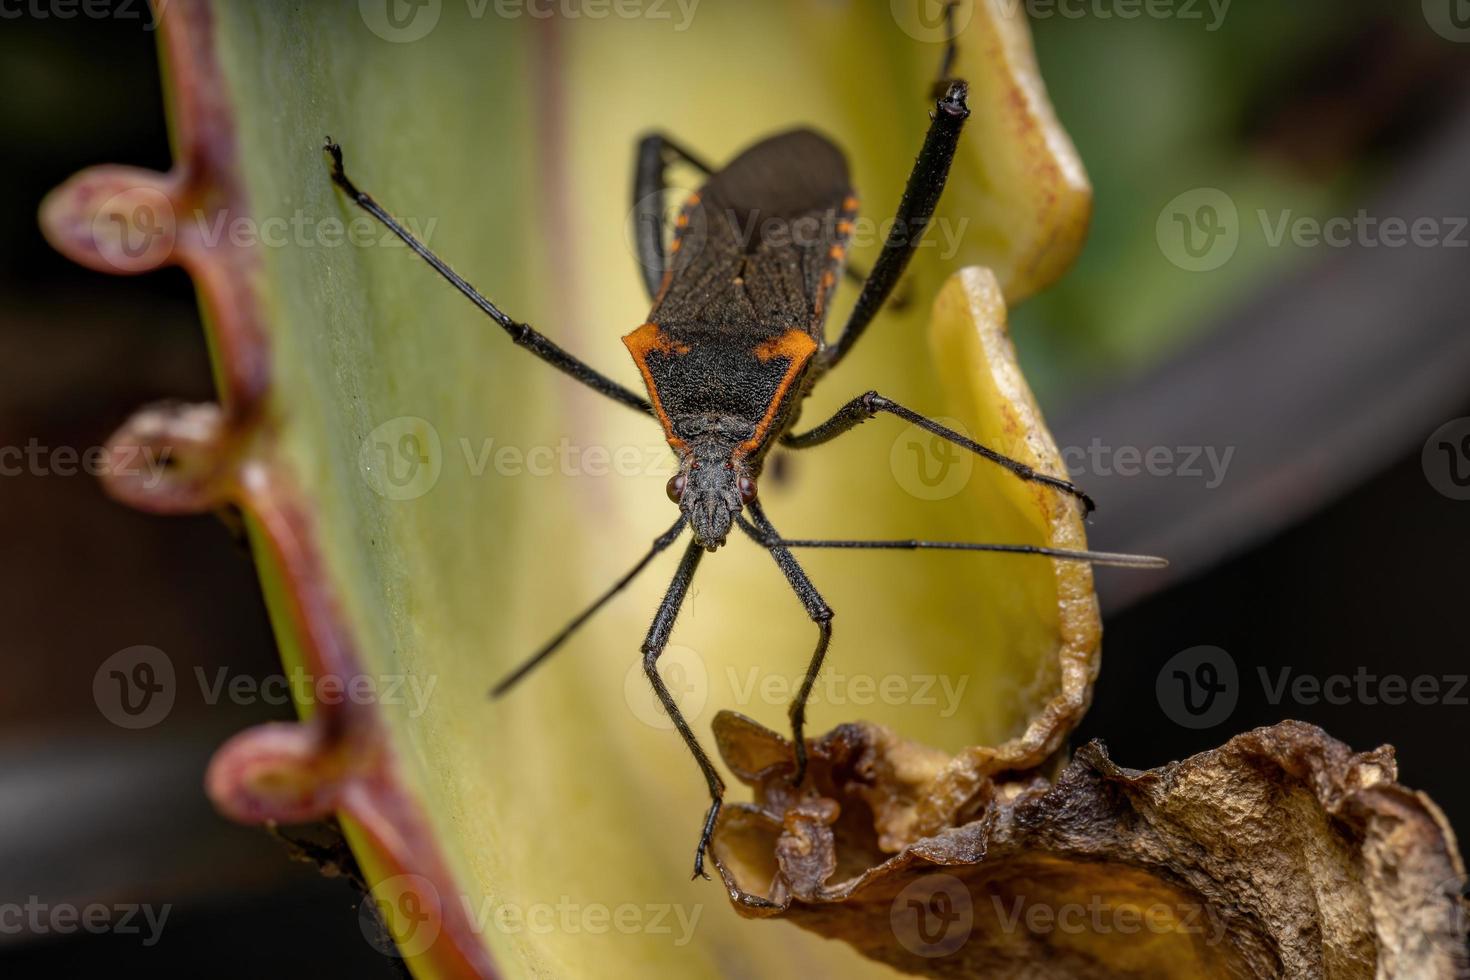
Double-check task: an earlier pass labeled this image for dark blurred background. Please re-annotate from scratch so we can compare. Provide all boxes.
[2,3,1468,976]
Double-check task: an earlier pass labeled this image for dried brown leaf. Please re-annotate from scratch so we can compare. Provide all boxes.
[711,713,1469,978]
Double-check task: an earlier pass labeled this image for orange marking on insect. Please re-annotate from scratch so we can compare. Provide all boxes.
[670,238,681,253]
[829,244,845,261]
[622,323,690,449]
[753,329,816,364]
[843,195,859,211]
[625,321,689,357]
[675,213,688,229]
[814,270,837,318]
[837,220,854,234]
[739,330,817,455]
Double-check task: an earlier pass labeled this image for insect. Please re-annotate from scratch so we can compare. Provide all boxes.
[324,21,1163,881]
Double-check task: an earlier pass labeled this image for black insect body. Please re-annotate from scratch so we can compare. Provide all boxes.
[325,32,1162,881]
[628,129,856,548]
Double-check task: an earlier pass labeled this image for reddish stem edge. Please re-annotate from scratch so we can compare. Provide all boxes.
[37,2,498,976]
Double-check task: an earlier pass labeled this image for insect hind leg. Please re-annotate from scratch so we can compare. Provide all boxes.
[632,133,716,300]
[630,132,892,304]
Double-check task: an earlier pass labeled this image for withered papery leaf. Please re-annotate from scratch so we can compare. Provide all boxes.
[711,713,1469,978]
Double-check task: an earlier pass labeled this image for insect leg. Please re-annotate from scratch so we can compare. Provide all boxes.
[931,0,963,99]
[640,539,725,880]
[781,390,1096,515]
[490,517,687,697]
[821,81,970,373]
[741,503,834,788]
[632,132,716,300]
[323,139,652,416]
[631,132,889,302]
[774,537,1166,569]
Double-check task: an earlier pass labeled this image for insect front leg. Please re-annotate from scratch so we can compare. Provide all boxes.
[781,390,1095,515]
[640,539,725,880]
[322,139,653,415]
[491,517,687,697]
[820,80,970,372]
[931,0,964,99]
[741,503,834,788]
[819,3,970,370]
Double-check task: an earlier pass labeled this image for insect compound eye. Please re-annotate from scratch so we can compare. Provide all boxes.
[666,473,687,503]
[737,476,758,505]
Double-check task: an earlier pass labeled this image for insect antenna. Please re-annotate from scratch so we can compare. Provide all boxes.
[734,519,1165,569]
[490,516,687,697]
